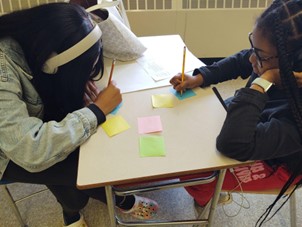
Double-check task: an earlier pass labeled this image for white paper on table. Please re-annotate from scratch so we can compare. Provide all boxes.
[136,56,173,81]
[98,35,204,94]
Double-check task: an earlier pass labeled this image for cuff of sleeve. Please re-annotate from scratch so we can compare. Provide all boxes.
[233,87,269,110]
[193,68,201,76]
[193,68,210,87]
[87,104,106,125]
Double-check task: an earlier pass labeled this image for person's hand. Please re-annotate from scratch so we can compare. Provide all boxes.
[93,81,122,115]
[83,80,100,106]
[261,69,302,88]
[260,68,281,87]
[169,73,204,92]
[293,71,302,88]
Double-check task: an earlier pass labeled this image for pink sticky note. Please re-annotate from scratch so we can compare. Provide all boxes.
[138,115,163,134]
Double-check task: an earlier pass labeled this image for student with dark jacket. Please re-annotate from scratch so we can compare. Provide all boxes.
[170,0,302,225]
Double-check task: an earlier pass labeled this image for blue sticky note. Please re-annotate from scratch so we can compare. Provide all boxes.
[170,88,196,100]
[110,102,122,115]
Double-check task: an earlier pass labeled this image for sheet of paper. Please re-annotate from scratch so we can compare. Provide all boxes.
[136,56,173,81]
[139,135,166,157]
[97,35,204,94]
[137,115,163,134]
[101,115,130,137]
[151,94,174,108]
[139,35,203,75]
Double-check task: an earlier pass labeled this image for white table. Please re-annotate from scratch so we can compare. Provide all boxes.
[77,86,242,188]
[77,35,247,226]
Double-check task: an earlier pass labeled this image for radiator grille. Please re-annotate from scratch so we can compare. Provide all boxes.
[123,0,172,10]
[0,0,68,14]
[182,0,273,8]
[1,0,271,13]
[123,0,273,10]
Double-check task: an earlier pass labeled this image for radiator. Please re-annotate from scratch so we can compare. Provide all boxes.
[0,0,69,14]
[1,0,271,58]
[123,0,273,58]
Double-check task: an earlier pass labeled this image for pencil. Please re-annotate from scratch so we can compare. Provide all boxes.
[107,59,116,87]
[181,46,186,96]
[212,87,228,111]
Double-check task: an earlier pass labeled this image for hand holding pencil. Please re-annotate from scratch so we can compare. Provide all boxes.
[90,58,122,115]
[169,46,205,91]
[169,73,204,92]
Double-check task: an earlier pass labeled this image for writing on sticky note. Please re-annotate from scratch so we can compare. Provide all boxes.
[101,115,130,137]
[139,135,166,157]
[138,115,162,134]
[171,88,196,100]
[152,94,174,108]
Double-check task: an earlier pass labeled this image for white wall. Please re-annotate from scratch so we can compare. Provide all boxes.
[127,8,264,58]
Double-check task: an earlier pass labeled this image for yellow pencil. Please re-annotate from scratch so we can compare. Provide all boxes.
[181,46,186,96]
[107,59,116,87]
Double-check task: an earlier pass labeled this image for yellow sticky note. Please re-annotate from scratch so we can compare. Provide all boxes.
[151,94,174,108]
[139,135,166,157]
[101,115,130,137]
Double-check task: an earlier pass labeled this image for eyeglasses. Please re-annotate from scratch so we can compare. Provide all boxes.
[248,32,278,68]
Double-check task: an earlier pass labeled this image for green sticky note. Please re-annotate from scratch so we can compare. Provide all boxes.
[101,115,130,137]
[139,135,166,157]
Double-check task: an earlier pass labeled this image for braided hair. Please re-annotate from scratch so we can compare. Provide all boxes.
[254,0,302,225]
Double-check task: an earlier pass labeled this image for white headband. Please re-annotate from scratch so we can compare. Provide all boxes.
[42,25,102,74]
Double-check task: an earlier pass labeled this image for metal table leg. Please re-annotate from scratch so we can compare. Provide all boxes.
[290,191,297,227]
[105,185,117,227]
[207,169,226,227]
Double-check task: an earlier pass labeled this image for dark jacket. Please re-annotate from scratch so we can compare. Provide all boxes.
[194,49,302,172]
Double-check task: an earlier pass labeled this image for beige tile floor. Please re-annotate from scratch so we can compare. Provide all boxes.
[1,182,301,227]
[1,78,301,227]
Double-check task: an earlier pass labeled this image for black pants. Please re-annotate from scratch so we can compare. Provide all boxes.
[3,149,115,216]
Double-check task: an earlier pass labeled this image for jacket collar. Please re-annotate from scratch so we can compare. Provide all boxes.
[0,37,32,79]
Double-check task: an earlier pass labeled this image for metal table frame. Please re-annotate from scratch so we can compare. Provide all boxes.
[105,169,227,227]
